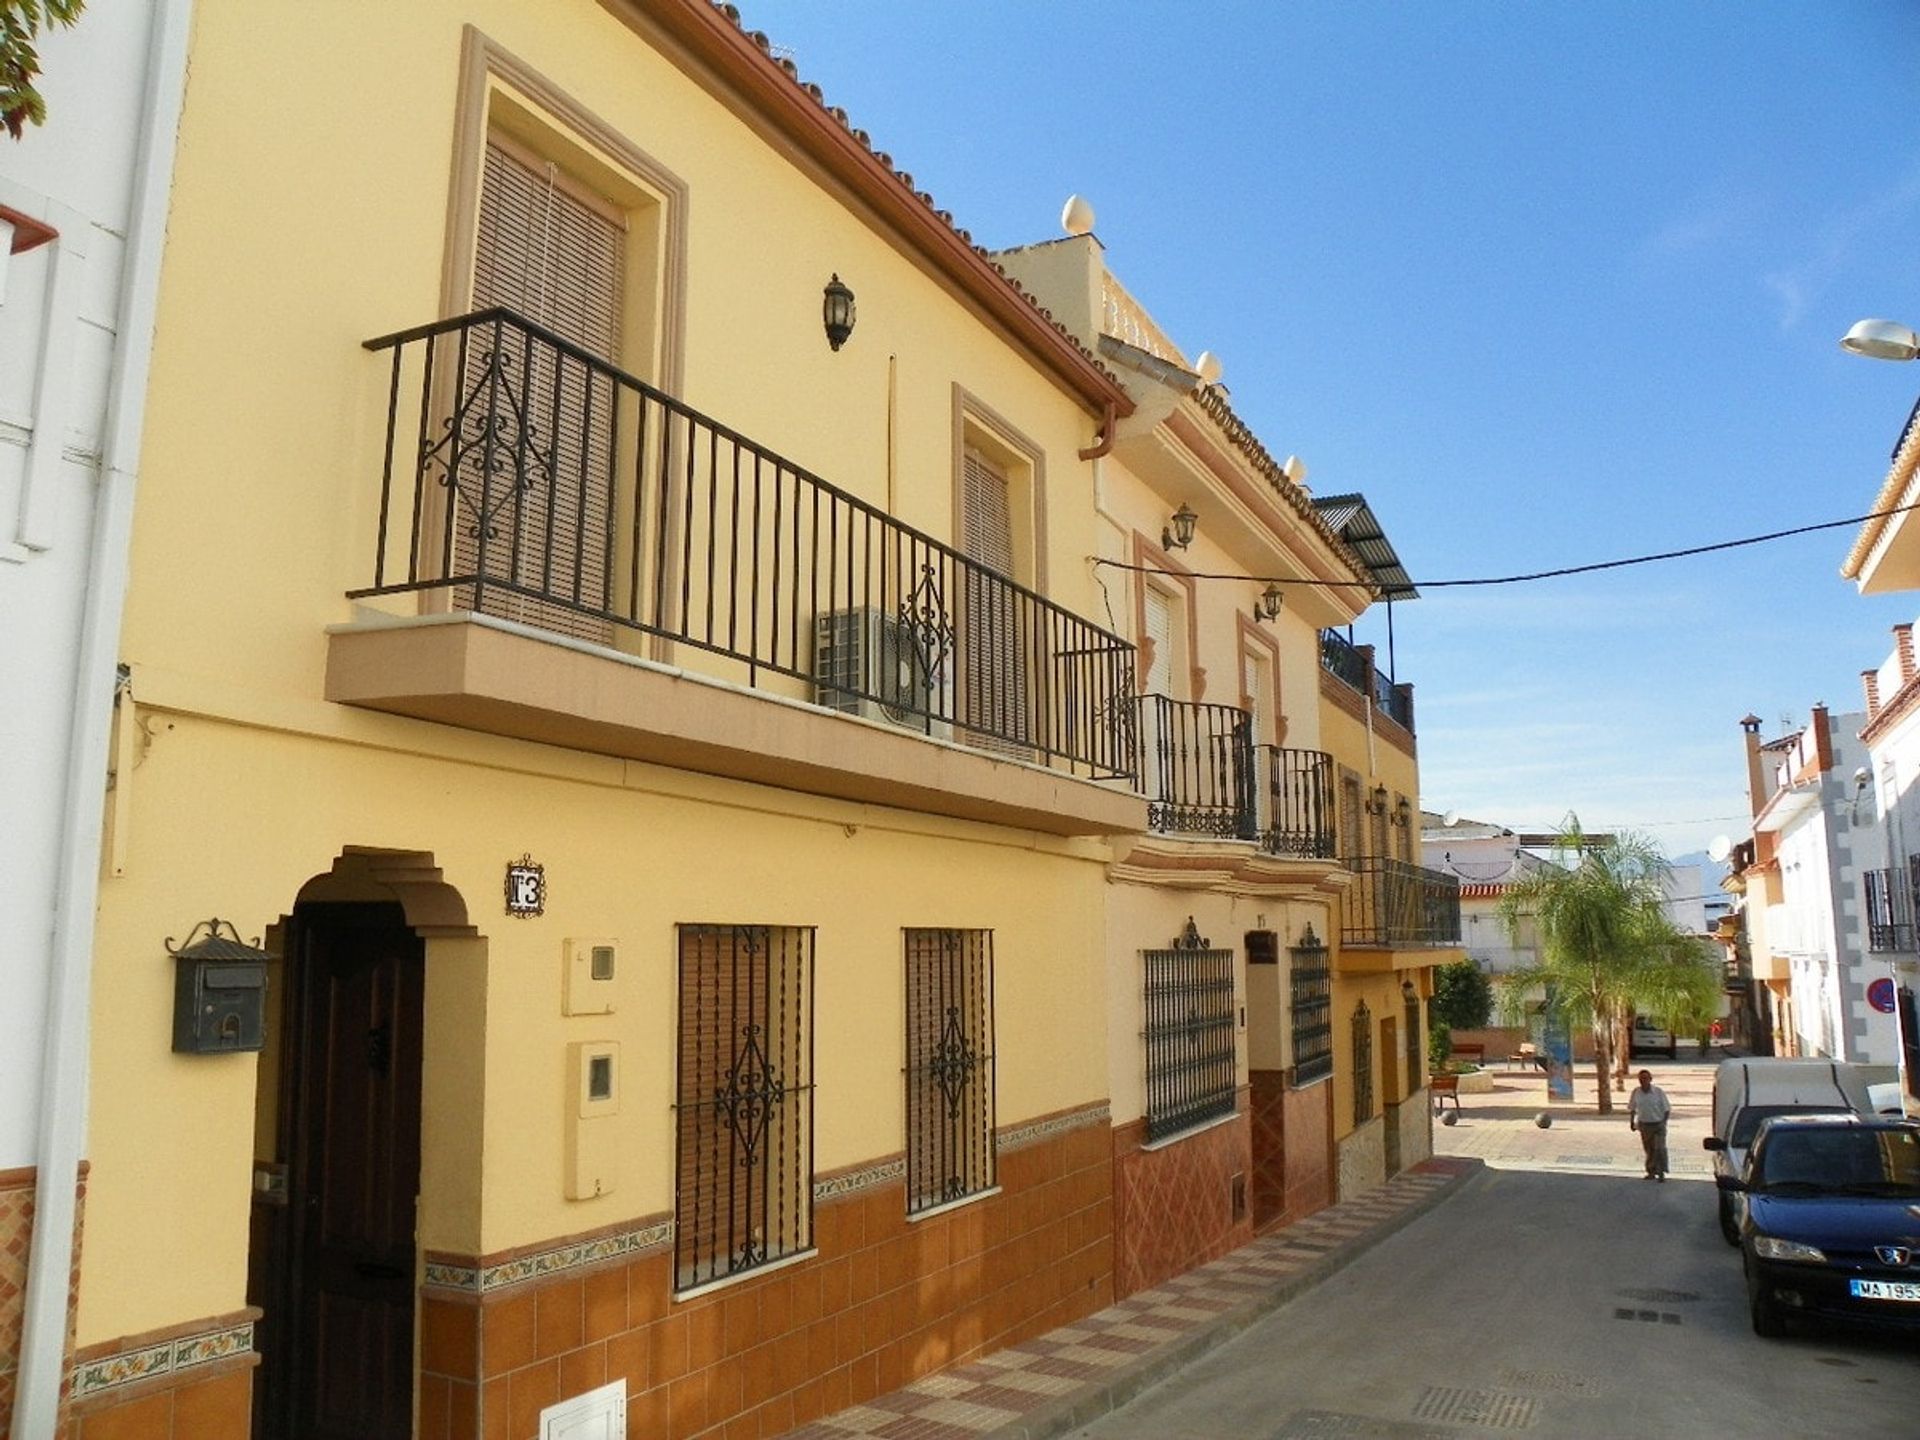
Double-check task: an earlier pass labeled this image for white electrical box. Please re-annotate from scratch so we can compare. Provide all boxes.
[540,1378,625,1439]
[563,937,618,1015]
[564,1041,619,1200]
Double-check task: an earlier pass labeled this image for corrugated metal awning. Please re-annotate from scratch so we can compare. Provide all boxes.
[1311,493,1418,600]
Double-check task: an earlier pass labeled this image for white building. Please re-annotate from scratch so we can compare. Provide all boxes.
[1745,706,1894,1064]
[0,4,188,1433]
[1423,814,1712,978]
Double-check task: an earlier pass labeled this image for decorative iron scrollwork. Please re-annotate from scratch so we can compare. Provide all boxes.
[420,341,554,541]
[895,562,955,687]
[1171,916,1210,950]
[929,1003,980,1122]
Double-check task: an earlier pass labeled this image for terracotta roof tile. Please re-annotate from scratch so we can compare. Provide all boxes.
[710,3,1128,395]
[1186,385,1376,593]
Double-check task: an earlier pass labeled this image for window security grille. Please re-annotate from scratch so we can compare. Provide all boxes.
[1405,990,1423,1092]
[1143,919,1237,1141]
[674,925,814,1291]
[1352,1001,1374,1126]
[1290,926,1332,1087]
[905,929,996,1214]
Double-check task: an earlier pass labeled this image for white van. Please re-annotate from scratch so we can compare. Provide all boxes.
[1702,1058,1878,1243]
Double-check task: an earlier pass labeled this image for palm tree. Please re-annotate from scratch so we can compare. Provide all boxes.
[1495,817,1692,1115]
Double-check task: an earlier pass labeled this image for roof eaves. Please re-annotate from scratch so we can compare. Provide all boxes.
[1842,395,1920,580]
[1182,386,1376,596]
[642,1,1135,419]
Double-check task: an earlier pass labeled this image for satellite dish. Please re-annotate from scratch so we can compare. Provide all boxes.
[1060,194,1096,236]
[1442,809,1459,828]
[1194,350,1223,385]
[1707,834,1732,863]
[1281,454,1309,487]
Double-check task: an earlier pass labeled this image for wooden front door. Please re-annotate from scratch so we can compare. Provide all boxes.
[265,902,424,1440]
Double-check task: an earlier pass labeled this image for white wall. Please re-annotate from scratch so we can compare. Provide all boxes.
[0,5,153,1166]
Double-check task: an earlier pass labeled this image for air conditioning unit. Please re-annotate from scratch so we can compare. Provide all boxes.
[814,609,952,739]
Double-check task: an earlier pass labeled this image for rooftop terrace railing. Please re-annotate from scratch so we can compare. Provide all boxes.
[355,309,1138,782]
[1321,629,1415,734]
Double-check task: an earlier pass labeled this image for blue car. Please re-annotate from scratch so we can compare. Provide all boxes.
[1716,1113,1920,1338]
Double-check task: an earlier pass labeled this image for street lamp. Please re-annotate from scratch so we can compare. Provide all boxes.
[1840,318,1920,362]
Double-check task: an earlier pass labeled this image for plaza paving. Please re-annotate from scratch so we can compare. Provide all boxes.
[1431,1054,1718,1180]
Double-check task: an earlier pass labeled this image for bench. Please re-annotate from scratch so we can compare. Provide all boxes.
[1430,1072,1461,1114]
[1448,1042,1486,1069]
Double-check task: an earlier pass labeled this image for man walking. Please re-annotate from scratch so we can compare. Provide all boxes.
[1627,1068,1671,1181]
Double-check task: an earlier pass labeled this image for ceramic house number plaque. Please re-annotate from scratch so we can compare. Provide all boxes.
[506,855,546,918]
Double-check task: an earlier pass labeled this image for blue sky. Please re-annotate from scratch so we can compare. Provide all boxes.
[740,1,1920,857]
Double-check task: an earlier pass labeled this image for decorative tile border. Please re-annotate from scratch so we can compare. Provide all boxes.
[998,1102,1110,1153]
[72,1318,254,1403]
[426,1217,675,1297]
[813,1158,905,1204]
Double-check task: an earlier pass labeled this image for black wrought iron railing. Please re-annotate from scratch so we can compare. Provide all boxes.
[1341,857,1462,947]
[1289,925,1332,1087]
[356,309,1137,781]
[1258,746,1336,858]
[673,924,814,1292]
[1351,1000,1374,1125]
[1142,919,1238,1141]
[904,928,996,1216]
[1373,671,1414,732]
[1865,867,1914,953]
[1137,695,1255,838]
[1321,629,1414,734]
[1320,629,1369,692]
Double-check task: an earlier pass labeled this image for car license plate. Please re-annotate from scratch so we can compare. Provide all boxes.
[1850,1279,1920,1302]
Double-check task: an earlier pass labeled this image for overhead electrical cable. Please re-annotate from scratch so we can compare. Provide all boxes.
[1091,498,1920,591]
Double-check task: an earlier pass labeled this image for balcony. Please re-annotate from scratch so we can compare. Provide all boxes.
[1321,629,1414,734]
[327,309,1145,837]
[1135,696,1336,859]
[1865,867,1915,953]
[1136,695,1255,839]
[1340,857,1462,950]
[1257,745,1336,859]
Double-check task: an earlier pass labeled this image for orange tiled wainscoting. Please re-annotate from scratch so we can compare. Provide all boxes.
[1,1164,87,1440]
[418,1101,1112,1440]
[1248,1072,1333,1233]
[1109,1094,1253,1299]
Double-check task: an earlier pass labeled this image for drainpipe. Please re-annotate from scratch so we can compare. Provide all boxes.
[12,3,192,1435]
[1077,400,1117,460]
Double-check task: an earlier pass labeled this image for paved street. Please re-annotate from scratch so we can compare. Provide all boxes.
[1070,1059,1920,1439]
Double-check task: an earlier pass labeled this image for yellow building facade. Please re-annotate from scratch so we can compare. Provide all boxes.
[56,5,1461,1439]
[77,5,1138,1437]
[1314,589,1466,1198]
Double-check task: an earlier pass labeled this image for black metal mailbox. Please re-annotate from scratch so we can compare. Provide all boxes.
[167,918,273,1053]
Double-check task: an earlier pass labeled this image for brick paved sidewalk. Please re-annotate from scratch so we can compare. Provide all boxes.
[781,1156,1480,1440]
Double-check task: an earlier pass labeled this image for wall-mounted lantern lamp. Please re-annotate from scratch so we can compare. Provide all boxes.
[168,917,273,1054]
[1254,581,1284,623]
[1162,503,1197,552]
[1365,784,1389,817]
[1401,977,1417,1003]
[823,273,856,351]
[1392,796,1413,829]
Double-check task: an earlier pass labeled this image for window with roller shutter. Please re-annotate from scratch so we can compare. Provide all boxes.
[673,924,813,1292]
[453,137,626,643]
[904,929,995,1214]
[959,447,1031,753]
